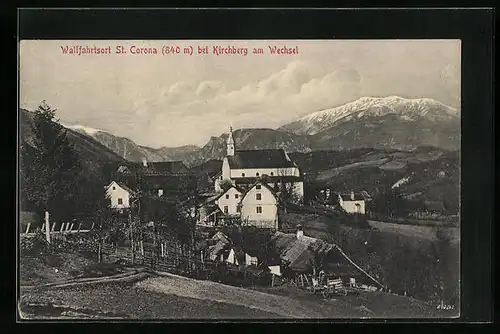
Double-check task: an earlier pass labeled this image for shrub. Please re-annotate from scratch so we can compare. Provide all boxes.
[20,230,50,256]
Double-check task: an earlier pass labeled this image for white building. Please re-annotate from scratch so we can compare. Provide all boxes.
[105,181,134,209]
[215,127,304,202]
[240,182,279,229]
[338,191,366,214]
[214,186,243,216]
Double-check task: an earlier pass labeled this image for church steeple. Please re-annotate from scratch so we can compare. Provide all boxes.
[227,126,235,156]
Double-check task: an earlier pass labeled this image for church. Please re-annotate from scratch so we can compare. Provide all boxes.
[214,127,304,201]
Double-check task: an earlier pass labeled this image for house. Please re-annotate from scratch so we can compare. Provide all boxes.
[214,186,243,216]
[139,159,190,175]
[269,226,383,287]
[270,225,336,274]
[206,231,232,261]
[225,247,259,267]
[240,181,279,229]
[198,180,279,229]
[215,127,304,201]
[338,191,366,214]
[105,181,135,209]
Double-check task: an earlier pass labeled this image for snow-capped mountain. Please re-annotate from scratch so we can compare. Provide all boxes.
[279,96,460,135]
[63,124,104,136]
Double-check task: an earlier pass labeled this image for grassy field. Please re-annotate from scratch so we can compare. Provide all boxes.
[368,220,459,243]
[19,273,455,319]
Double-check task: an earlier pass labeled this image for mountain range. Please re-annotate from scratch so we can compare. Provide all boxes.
[48,96,460,167]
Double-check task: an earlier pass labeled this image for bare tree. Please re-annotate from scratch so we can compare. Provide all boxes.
[275,168,302,213]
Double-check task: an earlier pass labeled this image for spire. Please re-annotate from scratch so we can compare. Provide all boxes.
[226,126,235,156]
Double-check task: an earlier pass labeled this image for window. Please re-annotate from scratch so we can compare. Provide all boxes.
[112,186,116,190]
[256,193,262,200]
[235,194,239,199]
[224,206,229,214]
[256,172,260,176]
[256,184,261,190]
[270,172,274,176]
[242,173,245,177]
[256,206,262,214]
[158,189,163,197]
[226,194,229,199]
[236,206,241,213]
[118,198,123,205]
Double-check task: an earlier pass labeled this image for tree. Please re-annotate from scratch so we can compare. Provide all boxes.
[87,194,115,263]
[276,168,302,213]
[20,101,81,221]
[219,179,233,192]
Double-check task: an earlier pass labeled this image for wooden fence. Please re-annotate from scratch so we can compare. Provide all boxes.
[99,242,272,286]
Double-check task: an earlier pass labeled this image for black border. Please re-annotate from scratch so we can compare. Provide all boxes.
[14,8,494,324]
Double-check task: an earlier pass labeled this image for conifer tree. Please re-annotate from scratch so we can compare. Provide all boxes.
[20,101,81,221]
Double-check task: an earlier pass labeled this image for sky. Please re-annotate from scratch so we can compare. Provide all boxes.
[20,40,461,148]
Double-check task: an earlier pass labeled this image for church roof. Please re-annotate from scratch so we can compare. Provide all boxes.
[227,149,296,169]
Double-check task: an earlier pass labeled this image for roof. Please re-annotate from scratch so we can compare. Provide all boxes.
[233,175,303,185]
[107,181,136,195]
[117,165,131,174]
[140,161,190,175]
[227,149,296,169]
[339,193,365,201]
[270,231,336,272]
[214,185,244,201]
[141,174,197,193]
[207,231,232,260]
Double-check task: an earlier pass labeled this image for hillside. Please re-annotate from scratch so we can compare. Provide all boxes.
[184,128,311,167]
[280,96,460,152]
[19,272,447,319]
[57,96,460,166]
[21,109,125,176]
[63,123,199,163]
[295,148,460,216]
[310,114,460,151]
[280,96,459,135]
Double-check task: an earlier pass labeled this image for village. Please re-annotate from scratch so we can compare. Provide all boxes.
[21,126,385,304]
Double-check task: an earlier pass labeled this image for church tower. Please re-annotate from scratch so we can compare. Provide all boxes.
[227,126,235,156]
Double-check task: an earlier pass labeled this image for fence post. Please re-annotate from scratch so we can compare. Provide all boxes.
[44,211,51,244]
[60,222,65,233]
[25,223,31,235]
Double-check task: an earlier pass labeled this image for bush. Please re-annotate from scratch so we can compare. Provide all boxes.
[20,230,50,256]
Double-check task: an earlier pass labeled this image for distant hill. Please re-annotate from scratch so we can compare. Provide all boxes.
[56,96,460,166]
[21,109,125,177]
[184,128,311,167]
[280,96,460,152]
[63,123,200,164]
[295,147,459,216]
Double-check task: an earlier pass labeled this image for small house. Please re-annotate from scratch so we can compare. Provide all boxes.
[338,191,366,214]
[240,181,279,229]
[105,181,135,209]
[214,186,243,216]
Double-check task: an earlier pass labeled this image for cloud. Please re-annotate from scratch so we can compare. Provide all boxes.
[133,61,366,146]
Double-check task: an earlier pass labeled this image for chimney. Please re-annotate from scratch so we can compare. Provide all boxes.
[296,224,304,239]
[350,191,355,200]
[142,158,147,167]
